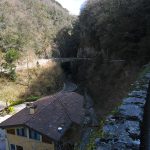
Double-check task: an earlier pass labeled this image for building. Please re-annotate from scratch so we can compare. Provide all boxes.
[0,92,85,150]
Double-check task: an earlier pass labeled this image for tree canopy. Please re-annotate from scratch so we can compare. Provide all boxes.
[78,0,150,64]
[0,0,74,58]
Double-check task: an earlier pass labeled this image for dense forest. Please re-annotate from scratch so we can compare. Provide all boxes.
[0,0,74,59]
[60,0,150,62]
[79,0,150,63]
[57,0,150,116]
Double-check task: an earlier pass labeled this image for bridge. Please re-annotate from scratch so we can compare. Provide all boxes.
[0,57,124,73]
[50,57,93,62]
[50,57,125,63]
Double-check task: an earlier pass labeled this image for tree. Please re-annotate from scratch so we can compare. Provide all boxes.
[55,20,80,57]
[5,48,19,63]
[78,0,150,64]
[4,48,20,80]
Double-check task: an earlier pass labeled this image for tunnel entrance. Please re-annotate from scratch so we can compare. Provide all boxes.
[61,62,72,76]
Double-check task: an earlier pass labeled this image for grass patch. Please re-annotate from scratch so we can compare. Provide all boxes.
[9,100,24,106]
[26,95,41,102]
[7,106,15,114]
[0,78,26,103]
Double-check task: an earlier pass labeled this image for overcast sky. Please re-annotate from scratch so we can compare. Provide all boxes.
[56,0,86,15]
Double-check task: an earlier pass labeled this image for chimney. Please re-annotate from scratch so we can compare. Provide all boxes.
[26,102,37,115]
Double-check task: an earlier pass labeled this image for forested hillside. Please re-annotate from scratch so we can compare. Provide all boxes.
[0,0,71,106]
[58,0,150,117]
[79,0,150,116]
[0,0,73,59]
[79,0,150,63]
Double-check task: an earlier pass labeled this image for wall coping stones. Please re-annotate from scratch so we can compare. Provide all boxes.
[123,97,146,105]
[96,70,150,150]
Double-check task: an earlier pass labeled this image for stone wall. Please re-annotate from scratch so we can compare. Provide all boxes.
[96,69,150,150]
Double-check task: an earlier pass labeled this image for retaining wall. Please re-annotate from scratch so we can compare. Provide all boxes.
[96,69,150,150]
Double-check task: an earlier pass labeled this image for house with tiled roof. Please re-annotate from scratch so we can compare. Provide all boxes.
[0,92,85,150]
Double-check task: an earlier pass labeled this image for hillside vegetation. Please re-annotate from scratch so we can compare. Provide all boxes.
[0,0,69,105]
[77,0,150,116]
[59,0,150,117]
[0,61,63,106]
[79,0,150,63]
[0,0,73,58]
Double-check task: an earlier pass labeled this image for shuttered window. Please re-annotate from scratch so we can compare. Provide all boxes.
[29,129,41,141]
[10,144,15,150]
[10,144,23,150]
[16,128,27,137]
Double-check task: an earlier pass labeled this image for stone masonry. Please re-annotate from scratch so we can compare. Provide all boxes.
[96,70,150,150]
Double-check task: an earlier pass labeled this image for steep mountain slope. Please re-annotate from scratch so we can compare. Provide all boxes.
[55,0,150,117]
[76,0,150,116]
[79,0,150,63]
[0,0,73,58]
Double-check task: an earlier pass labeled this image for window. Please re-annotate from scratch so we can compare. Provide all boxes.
[29,129,41,141]
[16,145,23,150]
[10,144,23,150]
[16,128,27,137]
[7,129,15,135]
[10,144,15,150]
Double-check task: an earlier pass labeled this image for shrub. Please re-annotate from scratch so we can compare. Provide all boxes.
[5,48,20,64]
[7,106,15,114]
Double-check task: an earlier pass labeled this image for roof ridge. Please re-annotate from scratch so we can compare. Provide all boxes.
[24,92,63,125]
[57,93,73,122]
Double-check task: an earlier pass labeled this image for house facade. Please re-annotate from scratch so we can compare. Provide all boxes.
[5,126,54,150]
[0,92,85,150]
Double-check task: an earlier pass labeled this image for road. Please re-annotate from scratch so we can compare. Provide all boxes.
[63,80,78,92]
[16,58,92,70]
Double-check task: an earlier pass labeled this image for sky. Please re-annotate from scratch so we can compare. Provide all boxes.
[55,0,86,15]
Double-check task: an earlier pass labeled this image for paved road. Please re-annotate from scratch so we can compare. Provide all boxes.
[63,81,78,92]
[16,58,92,70]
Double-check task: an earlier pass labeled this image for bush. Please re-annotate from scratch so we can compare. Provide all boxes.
[26,95,41,102]
[7,106,15,114]
[5,48,20,64]
[3,48,19,81]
